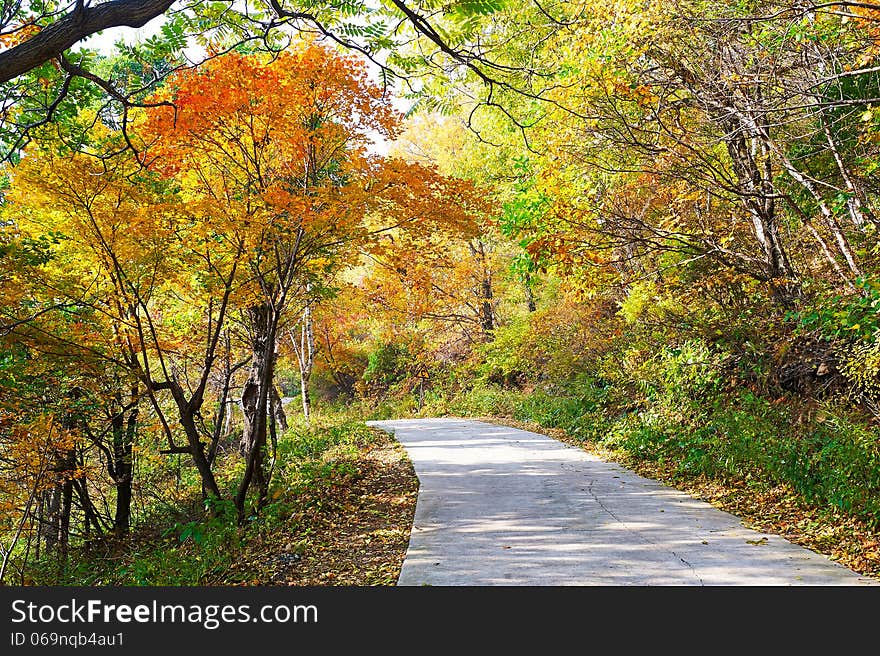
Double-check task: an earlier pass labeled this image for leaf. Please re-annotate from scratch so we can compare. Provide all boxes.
[448,0,507,17]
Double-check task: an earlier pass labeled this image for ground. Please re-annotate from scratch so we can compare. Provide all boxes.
[241,415,880,584]
[84,415,872,586]
[20,427,420,586]
[232,427,419,585]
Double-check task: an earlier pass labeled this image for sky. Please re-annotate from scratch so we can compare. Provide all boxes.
[81,16,166,53]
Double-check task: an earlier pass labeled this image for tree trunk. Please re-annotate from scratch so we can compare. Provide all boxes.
[772,142,861,278]
[270,385,288,435]
[821,116,874,229]
[110,385,138,535]
[719,121,796,287]
[293,301,316,424]
[469,240,495,338]
[38,486,61,552]
[40,415,77,557]
[300,357,313,424]
[58,466,73,559]
[38,447,75,565]
[236,302,278,521]
[524,276,537,313]
[179,405,222,500]
[72,475,101,544]
[208,337,248,467]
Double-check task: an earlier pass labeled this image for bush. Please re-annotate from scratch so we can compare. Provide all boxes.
[23,413,385,585]
[363,342,411,387]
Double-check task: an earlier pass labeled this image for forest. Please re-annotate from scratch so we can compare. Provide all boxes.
[1,0,880,585]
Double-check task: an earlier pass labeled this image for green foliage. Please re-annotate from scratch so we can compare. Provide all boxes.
[499,156,550,270]
[792,278,880,342]
[476,317,532,384]
[363,342,411,386]
[629,339,727,404]
[21,414,381,585]
[448,0,508,19]
[263,417,376,513]
[428,373,880,529]
[838,340,880,403]
[617,280,688,326]
[1,231,64,267]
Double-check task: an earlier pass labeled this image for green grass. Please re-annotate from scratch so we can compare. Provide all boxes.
[21,411,383,586]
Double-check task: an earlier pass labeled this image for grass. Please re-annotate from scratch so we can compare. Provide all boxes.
[17,376,880,586]
[20,413,418,586]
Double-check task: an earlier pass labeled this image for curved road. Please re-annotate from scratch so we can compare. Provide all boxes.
[367,418,876,586]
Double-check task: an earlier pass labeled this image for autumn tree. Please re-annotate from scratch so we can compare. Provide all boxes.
[137,43,486,518]
[140,45,381,515]
[404,0,880,306]
[0,188,150,554]
[2,118,255,531]
[300,286,372,401]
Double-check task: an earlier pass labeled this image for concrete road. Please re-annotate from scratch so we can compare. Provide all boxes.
[367,418,877,586]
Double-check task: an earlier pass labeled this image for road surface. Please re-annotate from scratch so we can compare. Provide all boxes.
[367,418,876,586]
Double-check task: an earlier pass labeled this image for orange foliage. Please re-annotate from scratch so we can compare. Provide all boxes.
[139,43,487,300]
[0,21,41,49]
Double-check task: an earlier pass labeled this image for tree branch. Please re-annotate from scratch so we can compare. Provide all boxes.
[0,0,175,84]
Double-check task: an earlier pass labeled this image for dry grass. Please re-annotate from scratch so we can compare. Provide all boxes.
[230,428,419,586]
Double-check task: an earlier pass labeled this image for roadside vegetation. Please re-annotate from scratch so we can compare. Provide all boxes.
[13,413,416,586]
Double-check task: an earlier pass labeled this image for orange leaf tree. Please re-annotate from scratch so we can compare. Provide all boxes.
[2,133,239,531]
[139,43,487,519]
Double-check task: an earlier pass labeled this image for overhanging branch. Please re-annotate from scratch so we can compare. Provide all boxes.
[0,0,175,84]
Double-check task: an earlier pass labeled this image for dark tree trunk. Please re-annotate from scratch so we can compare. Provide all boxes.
[470,240,495,338]
[236,303,278,522]
[270,385,288,435]
[38,486,61,552]
[39,446,76,558]
[110,385,138,534]
[524,278,537,313]
[41,392,81,558]
[167,386,223,502]
[0,0,175,84]
[58,465,73,559]
[113,473,132,535]
[72,475,104,543]
[182,411,222,500]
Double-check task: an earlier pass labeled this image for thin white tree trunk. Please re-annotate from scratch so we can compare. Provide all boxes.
[291,298,315,424]
[759,128,861,278]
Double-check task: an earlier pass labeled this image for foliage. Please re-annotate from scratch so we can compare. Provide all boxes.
[793,278,880,342]
[21,413,386,585]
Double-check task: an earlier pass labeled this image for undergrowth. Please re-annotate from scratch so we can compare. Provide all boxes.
[22,414,382,586]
